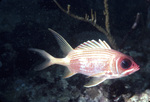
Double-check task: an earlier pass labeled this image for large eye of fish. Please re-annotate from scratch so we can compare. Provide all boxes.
[121,59,132,69]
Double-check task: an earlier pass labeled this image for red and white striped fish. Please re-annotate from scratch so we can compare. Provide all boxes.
[30,28,140,87]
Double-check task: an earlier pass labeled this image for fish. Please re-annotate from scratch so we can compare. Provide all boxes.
[30,28,140,87]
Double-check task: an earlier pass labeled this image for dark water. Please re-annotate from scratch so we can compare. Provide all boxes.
[0,0,150,102]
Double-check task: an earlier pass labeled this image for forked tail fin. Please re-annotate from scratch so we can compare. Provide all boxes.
[29,48,55,71]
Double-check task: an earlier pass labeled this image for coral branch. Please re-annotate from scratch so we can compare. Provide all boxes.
[132,13,140,29]
[104,0,110,34]
[119,13,141,48]
[53,0,117,49]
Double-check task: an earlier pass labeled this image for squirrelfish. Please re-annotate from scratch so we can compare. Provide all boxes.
[30,28,140,87]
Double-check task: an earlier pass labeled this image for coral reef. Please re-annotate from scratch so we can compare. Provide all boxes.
[0,0,150,102]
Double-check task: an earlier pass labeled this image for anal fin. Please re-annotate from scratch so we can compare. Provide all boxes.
[63,68,76,78]
[84,77,106,87]
[63,72,76,78]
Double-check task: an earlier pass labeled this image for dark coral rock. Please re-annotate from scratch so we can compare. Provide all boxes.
[108,80,125,101]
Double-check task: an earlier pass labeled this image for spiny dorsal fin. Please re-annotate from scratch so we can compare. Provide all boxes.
[48,28,73,55]
[75,39,111,50]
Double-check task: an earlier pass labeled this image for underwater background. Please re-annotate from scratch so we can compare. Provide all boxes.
[0,0,150,102]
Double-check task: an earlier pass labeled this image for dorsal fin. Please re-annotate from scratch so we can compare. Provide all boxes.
[75,39,111,50]
[48,28,73,55]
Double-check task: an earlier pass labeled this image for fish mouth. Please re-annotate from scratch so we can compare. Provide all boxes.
[135,64,140,70]
[135,66,140,71]
[123,66,140,75]
[130,66,140,75]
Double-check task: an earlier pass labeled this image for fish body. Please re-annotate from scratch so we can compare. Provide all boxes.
[68,49,134,77]
[30,28,140,87]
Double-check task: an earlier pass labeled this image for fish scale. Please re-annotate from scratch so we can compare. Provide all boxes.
[69,49,112,76]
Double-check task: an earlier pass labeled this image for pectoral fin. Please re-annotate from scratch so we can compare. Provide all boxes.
[87,72,105,78]
[84,77,106,87]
